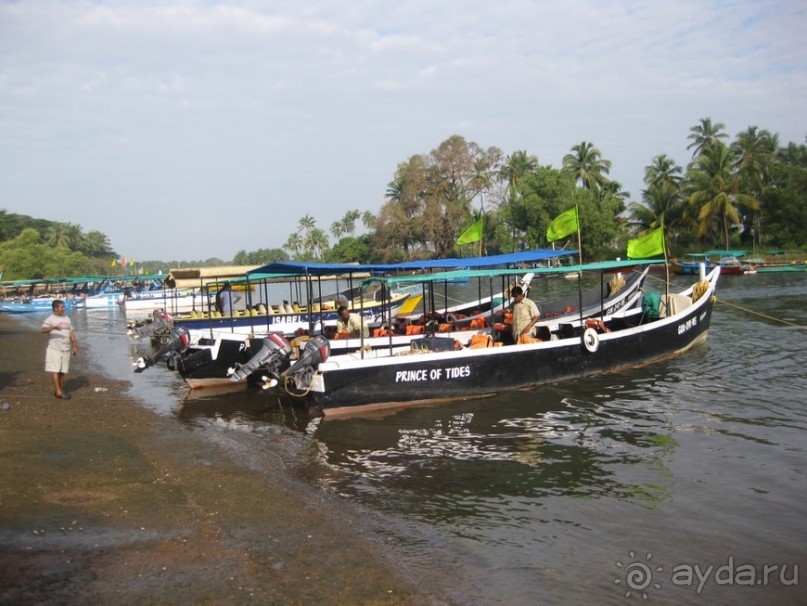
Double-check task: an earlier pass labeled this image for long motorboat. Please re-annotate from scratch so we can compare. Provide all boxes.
[260,260,719,416]
[133,260,650,392]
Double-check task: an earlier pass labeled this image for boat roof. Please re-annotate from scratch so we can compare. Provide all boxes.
[383,258,665,285]
[247,249,578,277]
[702,250,748,257]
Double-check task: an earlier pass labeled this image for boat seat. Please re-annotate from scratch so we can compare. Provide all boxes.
[468,334,494,349]
[659,293,692,318]
[405,324,425,335]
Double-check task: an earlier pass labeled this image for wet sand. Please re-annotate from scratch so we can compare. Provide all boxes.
[0,315,437,605]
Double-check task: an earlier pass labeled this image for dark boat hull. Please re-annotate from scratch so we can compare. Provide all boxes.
[288,277,717,415]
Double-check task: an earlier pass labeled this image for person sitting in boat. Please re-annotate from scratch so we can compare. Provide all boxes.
[216,282,241,314]
[336,305,369,339]
[510,285,541,343]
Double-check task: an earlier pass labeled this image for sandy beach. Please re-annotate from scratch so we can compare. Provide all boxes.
[0,315,435,605]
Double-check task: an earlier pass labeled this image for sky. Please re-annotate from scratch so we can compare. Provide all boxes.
[1,0,805,262]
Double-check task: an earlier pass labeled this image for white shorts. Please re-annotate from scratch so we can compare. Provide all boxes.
[45,348,71,373]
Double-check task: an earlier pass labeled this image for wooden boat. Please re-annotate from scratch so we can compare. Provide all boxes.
[262,260,719,416]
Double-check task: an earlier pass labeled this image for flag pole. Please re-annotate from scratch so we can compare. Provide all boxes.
[575,205,583,266]
[662,218,669,305]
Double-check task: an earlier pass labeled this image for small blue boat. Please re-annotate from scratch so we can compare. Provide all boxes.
[0,297,78,313]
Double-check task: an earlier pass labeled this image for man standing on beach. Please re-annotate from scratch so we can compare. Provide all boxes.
[41,300,78,399]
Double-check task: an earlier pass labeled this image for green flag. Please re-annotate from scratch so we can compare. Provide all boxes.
[627,227,665,258]
[546,207,579,242]
[456,218,483,245]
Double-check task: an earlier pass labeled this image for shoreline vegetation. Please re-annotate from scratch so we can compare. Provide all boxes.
[2,121,806,282]
[0,314,433,605]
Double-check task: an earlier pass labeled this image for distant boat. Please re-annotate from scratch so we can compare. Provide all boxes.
[0,297,79,314]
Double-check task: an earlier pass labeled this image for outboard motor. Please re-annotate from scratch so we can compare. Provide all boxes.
[228,333,292,383]
[280,335,330,391]
[134,325,190,373]
[127,309,174,342]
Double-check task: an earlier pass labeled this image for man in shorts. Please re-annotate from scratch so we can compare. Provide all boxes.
[41,300,79,399]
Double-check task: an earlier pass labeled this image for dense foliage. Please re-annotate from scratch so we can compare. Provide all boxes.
[2,119,805,279]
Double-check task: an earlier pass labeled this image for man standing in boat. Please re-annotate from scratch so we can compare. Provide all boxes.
[336,305,369,338]
[510,286,540,343]
[216,282,241,315]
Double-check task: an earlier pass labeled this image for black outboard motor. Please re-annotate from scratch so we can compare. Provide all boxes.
[134,325,190,373]
[228,333,292,383]
[280,335,330,391]
[128,309,174,342]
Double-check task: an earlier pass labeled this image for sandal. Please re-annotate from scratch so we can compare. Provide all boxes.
[55,393,71,400]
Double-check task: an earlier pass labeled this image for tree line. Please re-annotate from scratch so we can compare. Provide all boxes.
[2,118,805,279]
[248,119,805,265]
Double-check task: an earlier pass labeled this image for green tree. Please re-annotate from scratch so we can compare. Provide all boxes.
[731,126,779,246]
[562,141,612,190]
[685,142,758,249]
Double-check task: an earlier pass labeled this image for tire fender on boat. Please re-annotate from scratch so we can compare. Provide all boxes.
[583,327,599,353]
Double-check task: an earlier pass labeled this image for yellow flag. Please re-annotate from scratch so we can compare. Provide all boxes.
[110,258,117,267]
[627,227,665,258]
[129,257,135,266]
[546,207,579,242]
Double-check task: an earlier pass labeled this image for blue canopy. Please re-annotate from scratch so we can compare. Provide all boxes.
[247,249,577,277]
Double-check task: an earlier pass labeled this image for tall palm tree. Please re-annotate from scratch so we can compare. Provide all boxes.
[644,154,683,191]
[686,142,758,248]
[499,151,538,203]
[562,142,611,190]
[686,117,728,159]
[297,215,316,240]
[731,126,779,246]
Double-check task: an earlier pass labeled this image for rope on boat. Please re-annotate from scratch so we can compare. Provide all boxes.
[714,298,806,329]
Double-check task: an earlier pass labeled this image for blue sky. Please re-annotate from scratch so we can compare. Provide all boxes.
[1,0,805,261]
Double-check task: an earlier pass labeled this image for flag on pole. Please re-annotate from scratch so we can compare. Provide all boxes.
[627,226,665,258]
[456,218,484,245]
[546,207,579,242]
[121,257,127,268]
[110,258,117,267]
[129,257,135,266]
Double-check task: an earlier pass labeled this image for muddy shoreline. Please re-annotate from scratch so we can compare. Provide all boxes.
[0,314,441,605]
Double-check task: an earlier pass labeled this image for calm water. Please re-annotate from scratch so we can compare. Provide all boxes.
[21,271,807,605]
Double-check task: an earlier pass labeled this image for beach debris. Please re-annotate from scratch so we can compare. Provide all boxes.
[93,387,108,392]
[1,402,10,411]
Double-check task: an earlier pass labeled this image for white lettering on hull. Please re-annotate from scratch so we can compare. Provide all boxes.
[395,365,471,383]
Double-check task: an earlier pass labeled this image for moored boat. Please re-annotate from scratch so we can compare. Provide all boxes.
[263,260,719,416]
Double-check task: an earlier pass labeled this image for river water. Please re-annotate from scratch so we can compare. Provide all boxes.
[30,271,807,604]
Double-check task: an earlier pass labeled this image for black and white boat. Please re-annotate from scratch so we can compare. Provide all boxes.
[265,260,719,416]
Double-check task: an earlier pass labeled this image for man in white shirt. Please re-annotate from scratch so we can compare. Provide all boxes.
[41,300,79,399]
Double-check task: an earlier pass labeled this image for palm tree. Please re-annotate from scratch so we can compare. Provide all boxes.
[686,117,728,159]
[562,142,611,190]
[686,142,758,248]
[499,151,538,203]
[731,126,779,246]
[81,230,112,256]
[45,223,72,249]
[644,154,683,192]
